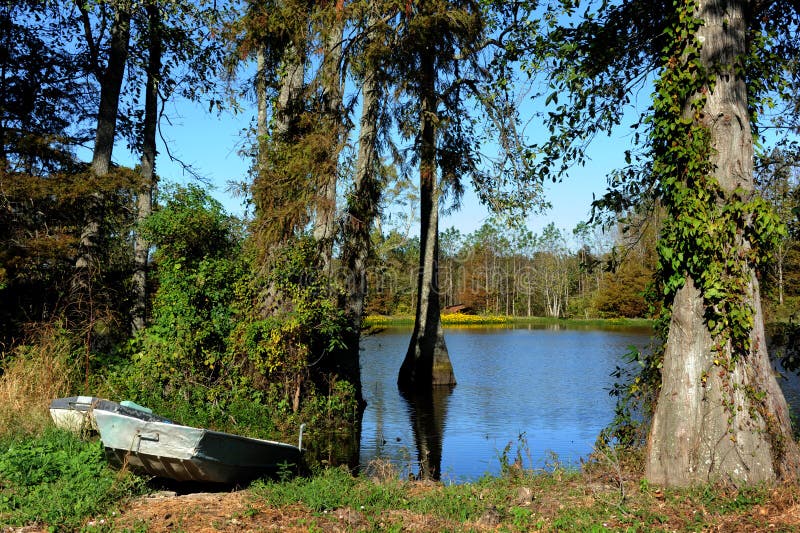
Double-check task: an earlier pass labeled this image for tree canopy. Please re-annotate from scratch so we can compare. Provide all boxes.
[2,0,800,486]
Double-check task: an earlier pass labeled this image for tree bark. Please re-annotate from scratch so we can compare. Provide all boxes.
[75,1,131,284]
[255,14,307,314]
[132,0,162,334]
[274,41,305,142]
[313,0,345,275]
[255,45,268,164]
[778,243,785,305]
[645,0,800,486]
[338,9,384,404]
[398,47,456,390]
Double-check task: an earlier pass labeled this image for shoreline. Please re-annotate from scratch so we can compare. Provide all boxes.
[364,314,655,329]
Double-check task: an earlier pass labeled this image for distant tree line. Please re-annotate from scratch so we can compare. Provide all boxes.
[364,218,659,319]
[361,148,800,324]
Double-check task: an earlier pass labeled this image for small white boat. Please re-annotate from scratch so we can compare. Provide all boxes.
[49,396,304,484]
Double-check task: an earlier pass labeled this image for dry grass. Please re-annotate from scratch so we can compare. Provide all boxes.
[0,324,81,437]
[102,475,800,532]
[362,457,402,484]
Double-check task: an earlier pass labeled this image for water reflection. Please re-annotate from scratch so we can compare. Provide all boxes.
[308,325,800,482]
[359,325,654,481]
[400,385,453,480]
[306,426,361,471]
[305,411,362,473]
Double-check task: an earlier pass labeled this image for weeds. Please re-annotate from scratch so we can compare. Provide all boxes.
[0,323,82,437]
[0,427,146,530]
[362,457,401,484]
[250,466,404,513]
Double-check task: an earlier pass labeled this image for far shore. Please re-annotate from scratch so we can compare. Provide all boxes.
[364,313,655,329]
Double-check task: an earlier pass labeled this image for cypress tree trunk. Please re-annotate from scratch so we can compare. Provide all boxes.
[398,47,456,390]
[778,245,784,305]
[255,17,306,314]
[255,45,268,158]
[339,17,382,403]
[274,41,305,141]
[132,0,162,334]
[313,0,345,274]
[645,0,800,486]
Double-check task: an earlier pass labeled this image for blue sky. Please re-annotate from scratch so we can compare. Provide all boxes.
[111,91,640,248]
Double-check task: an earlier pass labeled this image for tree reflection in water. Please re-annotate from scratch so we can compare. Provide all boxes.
[400,385,454,480]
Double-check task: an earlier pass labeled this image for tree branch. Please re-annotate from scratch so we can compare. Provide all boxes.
[74,0,102,81]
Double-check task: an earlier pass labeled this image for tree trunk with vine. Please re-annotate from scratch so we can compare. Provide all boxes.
[255,45,268,166]
[254,20,307,314]
[339,9,383,404]
[645,0,800,486]
[313,0,345,275]
[274,42,305,142]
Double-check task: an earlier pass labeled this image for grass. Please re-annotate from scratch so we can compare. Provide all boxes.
[0,324,81,437]
[0,325,146,531]
[250,466,407,512]
[234,455,798,532]
[1,430,798,531]
[0,427,146,531]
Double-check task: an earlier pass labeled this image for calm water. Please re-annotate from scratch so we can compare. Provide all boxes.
[358,324,653,482]
[356,325,800,482]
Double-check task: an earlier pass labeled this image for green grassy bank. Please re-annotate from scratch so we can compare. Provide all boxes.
[365,313,654,329]
[0,428,146,531]
[2,434,798,531]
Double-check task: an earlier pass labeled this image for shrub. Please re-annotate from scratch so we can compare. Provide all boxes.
[104,188,358,443]
[138,184,245,385]
[102,185,264,435]
[228,237,356,432]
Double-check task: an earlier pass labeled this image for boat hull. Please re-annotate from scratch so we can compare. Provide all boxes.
[93,410,302,484]
[49,395,98,433]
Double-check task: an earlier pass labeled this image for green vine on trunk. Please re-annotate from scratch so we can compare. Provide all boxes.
[651,0,783,368]
[604,0,785,447]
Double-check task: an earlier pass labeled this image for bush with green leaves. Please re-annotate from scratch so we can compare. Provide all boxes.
[228,237,357,433]
[138,184,244,375]
[105,187,356,440]
[104,184,260,433]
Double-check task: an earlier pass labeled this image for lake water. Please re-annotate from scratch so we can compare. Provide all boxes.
[356,324,800,483]
[357,324,652,482]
